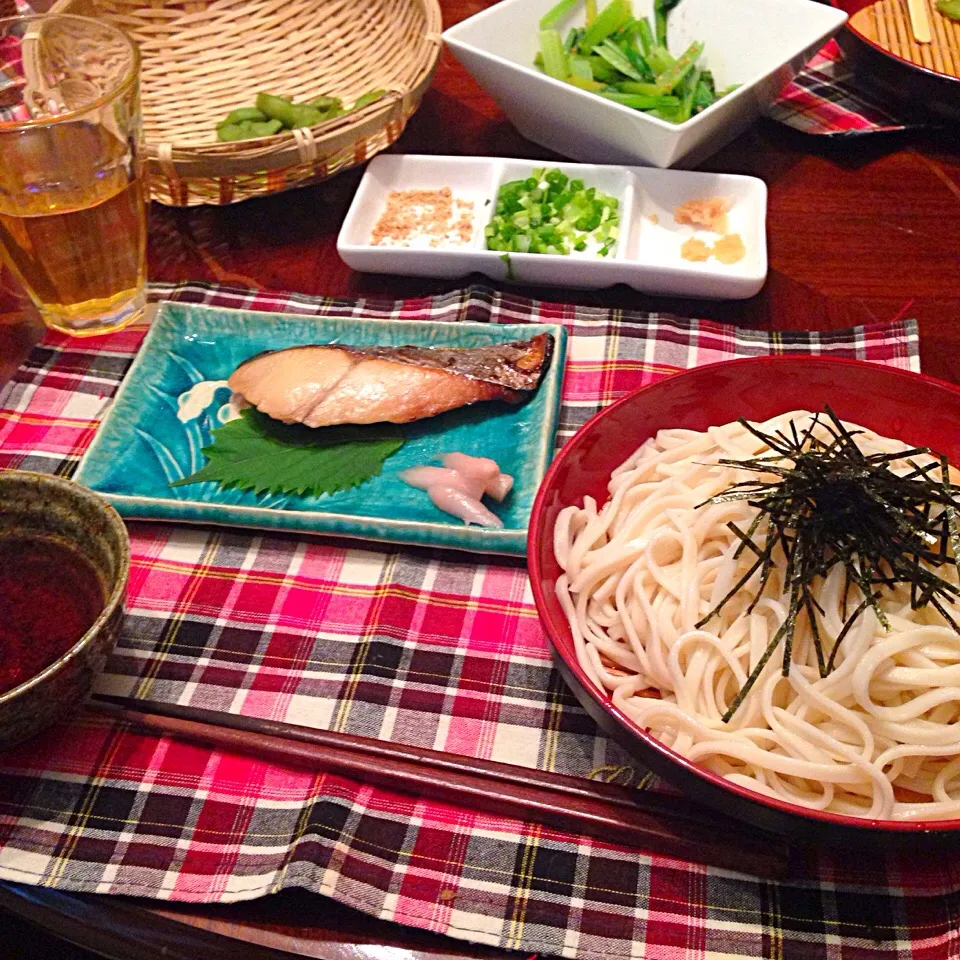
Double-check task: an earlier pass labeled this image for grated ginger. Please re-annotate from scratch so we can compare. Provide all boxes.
[680,237,711,262]
[674,196,732,234]
[713,233,746,264]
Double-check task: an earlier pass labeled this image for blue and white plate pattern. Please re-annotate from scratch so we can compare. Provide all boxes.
[73,302,567,555]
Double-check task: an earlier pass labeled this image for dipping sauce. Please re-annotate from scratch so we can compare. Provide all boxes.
[0,537,105,696]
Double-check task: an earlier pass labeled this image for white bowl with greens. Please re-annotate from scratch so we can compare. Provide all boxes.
[443,0,847,169]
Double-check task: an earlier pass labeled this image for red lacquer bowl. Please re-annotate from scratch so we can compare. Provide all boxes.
[833,0,960,126]
[529,356,960,844]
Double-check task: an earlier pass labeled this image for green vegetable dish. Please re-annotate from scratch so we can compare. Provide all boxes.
[215,89,386,142]
[485,168,619,257]
[535,0,737,124]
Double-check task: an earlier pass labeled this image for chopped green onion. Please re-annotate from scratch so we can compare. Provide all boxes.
[485,168,620,258]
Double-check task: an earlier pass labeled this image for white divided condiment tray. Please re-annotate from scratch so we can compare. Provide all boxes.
[337,155,768,300]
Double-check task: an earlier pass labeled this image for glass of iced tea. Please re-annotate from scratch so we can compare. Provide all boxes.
[0,14,146,336]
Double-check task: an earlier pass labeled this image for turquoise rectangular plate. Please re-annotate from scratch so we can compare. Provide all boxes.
[74,302,567,556]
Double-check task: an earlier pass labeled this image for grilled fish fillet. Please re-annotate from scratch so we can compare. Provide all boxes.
[228,334,553,427]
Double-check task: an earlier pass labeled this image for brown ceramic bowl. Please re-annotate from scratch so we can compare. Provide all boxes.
[0,470,129,747]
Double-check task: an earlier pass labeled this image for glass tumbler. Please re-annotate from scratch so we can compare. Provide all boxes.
[0,14,146,336]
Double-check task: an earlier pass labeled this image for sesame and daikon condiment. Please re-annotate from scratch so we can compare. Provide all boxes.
[371,188,476,249]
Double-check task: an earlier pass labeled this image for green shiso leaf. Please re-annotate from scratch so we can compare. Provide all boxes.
[171,409,405,498]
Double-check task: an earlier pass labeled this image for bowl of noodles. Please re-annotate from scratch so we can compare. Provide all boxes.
[528,356,960,842]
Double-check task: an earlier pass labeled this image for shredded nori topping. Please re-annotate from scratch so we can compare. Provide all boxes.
[695,407,960,721]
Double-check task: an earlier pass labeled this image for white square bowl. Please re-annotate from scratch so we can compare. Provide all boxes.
[443,0,847,169]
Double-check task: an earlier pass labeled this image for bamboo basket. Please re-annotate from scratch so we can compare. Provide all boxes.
[49,0,443,205]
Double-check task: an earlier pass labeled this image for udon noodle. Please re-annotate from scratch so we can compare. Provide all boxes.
[554,411,960,821]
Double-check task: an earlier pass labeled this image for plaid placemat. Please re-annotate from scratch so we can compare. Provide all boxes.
[3,282,955,960]
[766,39,921,136]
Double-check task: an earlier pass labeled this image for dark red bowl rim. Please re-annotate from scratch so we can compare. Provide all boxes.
[528,355,960,834]
[833,0,960,88]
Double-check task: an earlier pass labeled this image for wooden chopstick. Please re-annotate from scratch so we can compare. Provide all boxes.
[88,695,791,878]
[907,0,932,43]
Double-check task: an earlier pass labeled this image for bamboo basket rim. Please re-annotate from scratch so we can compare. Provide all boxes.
[48,0,444,203]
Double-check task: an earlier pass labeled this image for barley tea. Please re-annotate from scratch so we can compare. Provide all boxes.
[0,14,146,335]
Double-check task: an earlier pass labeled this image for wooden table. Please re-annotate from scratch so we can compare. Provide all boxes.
[1,1,959,955]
